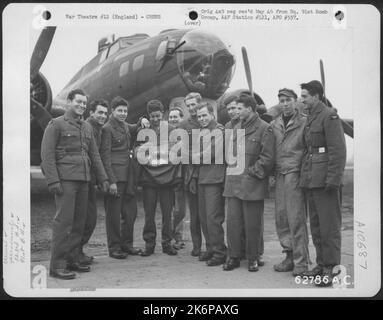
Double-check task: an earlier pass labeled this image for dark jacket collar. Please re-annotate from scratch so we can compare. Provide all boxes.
[203,119,218,131]
[226,117,240,128]
[188,115,199,127]
[108,114,127,132]
[307,100,325,125]
[240,112,261,136]
[86,116,103,130]
[275,108,304,132]
[231,118,240,127]
[64,110,83,128]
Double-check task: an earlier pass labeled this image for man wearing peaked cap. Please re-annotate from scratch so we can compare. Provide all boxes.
[271,88,310,276]
[299,80,346,287]
[267,89,306,120]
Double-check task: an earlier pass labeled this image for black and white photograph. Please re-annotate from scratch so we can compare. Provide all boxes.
[2,3,380,298]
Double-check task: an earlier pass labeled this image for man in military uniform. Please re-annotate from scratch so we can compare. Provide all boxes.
[299,80,346,287]
[178,92,203,257]
[193,102,227,266]
[79,99,109,265]
[137,100,181,257]
[224,96,241,130]
[271,88,310,276]
[100,96,144,259]
[41,89,109,280]
[168,107,187,250]
[224,96,265,266]
[223,94,275,272]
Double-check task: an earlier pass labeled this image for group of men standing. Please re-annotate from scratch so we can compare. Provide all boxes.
[40,79,346,287]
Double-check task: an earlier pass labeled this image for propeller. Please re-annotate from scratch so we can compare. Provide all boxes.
[319,59,353,138]
[319,59,329,107]
[30,26,56,80]
[30,27,56,130]
[241,46,269,119]
[241,47,253,98]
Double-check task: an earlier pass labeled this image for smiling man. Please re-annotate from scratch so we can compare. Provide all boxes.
[299,80,346,287]
[79,99,109,265]
[137,100,181,257]
[271,88,310,277]
[224,97,240,130]
[195,102,227,266]
[100,96,144,260]
[41,89,109,280]
[168,107,187,250]
[178,92,204,257]
[223,94,275,273]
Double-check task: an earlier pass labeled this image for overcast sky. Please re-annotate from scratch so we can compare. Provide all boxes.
[31,25,353,161]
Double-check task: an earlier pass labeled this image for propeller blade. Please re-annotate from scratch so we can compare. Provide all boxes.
[30,97,52,129]
[319,59,329,107]
[31,26,56,80]
[319,59,353,138]
[241,47,253,97]
[341,119,354,138]
[320,59,326,91]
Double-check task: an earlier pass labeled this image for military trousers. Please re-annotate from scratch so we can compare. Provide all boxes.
[304,187,342,269]
[198,184,226,258]
[50,180,89,271]
[172,186,186,242]
[275,172,310,269]
[80,182,98,251]
[227,197,263,260]
[104,182,138,253]
[185,189,202,251]
[142,186,175,249]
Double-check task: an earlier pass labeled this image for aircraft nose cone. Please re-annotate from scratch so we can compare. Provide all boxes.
[177,30,235,99]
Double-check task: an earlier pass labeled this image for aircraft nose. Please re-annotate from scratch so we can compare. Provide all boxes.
[177,30,235,99]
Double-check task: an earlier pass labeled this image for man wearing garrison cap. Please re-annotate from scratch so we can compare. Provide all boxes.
[299,80,346,287]
[271,88,310,277]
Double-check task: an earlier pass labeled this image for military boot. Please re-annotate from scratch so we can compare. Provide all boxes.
[273,251,294,272]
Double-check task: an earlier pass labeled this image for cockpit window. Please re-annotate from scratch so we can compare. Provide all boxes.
[132,54,144,71]
[156,40,167,61]
[119,61,130,77]
[179,29,228,56]
[99,48,108,64]
[108,42,120,57]
[119,35,149,48]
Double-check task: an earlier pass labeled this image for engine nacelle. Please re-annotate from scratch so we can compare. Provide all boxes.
[30,71,53,166]
[31,71,52,113]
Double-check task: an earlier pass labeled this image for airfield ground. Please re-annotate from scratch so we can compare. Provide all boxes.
[30,168,353,291]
